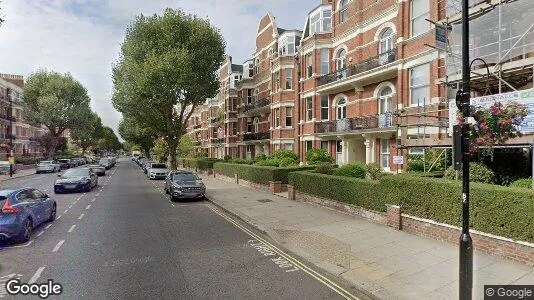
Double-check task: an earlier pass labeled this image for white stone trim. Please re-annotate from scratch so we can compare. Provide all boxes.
[332,8,397,48]
[373,81,397,98]
[373,22,397,42]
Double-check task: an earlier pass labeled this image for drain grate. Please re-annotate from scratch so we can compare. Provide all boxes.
[256,199,273,203]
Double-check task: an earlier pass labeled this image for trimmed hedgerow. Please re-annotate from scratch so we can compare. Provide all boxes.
[180,158,221,170]
[213,162,314,184]
[288,172,534,242]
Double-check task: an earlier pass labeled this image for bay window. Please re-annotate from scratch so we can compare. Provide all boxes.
[309,6,332,35]
[285,107,292,127]
[306,97,313,121]
[320,49,329,75]
[320,95,329,120]
[410,63,430,106]
[284,69,292,90]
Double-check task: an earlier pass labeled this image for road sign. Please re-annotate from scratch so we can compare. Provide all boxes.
[435,23,449,50]
[392,156,404,165]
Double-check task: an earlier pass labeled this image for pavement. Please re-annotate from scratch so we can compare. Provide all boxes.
[0,159,367,300]
[0,168,37,182]
[194,174,534,300]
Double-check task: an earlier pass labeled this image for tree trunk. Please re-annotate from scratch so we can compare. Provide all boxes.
[167,138,178,170]
[48,135,59,158]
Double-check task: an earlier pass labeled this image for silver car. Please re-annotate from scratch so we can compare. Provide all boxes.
[146,163,168,180]
[164,171,206,201]
[36,160,61,174]
[0,161,15,175]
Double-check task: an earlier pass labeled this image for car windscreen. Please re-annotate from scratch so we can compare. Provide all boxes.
[173,173,198,181]
[99,159,109,163]
[39,161,53,164]
[63,169,89,177]
[151,164,166,169]
[89,165,103,169]
[58,159,70,163]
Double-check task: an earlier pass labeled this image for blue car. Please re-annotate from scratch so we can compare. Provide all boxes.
[0,188,56,243]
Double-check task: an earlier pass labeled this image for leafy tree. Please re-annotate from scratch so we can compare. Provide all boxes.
[118,116,156,157]
[97,127,122,153]
[112,8,225,169]
[22,70,92,157]
[178,134,195,158]
[306,148,333,165]
[70,112,104,155]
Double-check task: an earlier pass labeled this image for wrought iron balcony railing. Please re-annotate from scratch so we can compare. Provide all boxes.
[211,137,225,144]
[243,132,270,141]
[317,48,397,86]
[314,113,395,134]
[243,99,270,115]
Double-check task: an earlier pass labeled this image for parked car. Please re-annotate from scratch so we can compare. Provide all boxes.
[142,160,156,174]
[107,156,117,167]
[164,171,206,201]
[146,163,169,180]
[88,164,106,176]
[0,188,56,243]
[36,160,61,174]
[0,161,15,175]
[99,158,112,170]
[57,159,72,170]
[137,157,147,167]
[54,168,98,193]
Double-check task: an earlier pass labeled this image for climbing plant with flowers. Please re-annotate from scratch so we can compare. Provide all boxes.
[457,102,529,152]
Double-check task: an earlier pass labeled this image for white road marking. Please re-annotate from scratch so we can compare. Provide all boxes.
[67,225,76,233]
[9,240,33,248]
[28,267,45,284]
[45,224,52,229]
[56,215,62,220]
[86,205,91,210]
[63,210,68,213]
[68,205,72,209]
[52,240,65,252]
[78,213,84,220]
[37,231,44,237]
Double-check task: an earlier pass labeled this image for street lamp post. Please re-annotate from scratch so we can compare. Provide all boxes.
[459,0,473,299]
[7,88,13,178]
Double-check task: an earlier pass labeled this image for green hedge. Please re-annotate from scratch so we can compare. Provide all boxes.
[180,158,221,170]
[214,162,314,185]
[288,172,534,242]
[288,171,385,212]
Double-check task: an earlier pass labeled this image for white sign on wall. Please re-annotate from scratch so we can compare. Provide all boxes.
[449,88,534,135]
[392,156,404,165]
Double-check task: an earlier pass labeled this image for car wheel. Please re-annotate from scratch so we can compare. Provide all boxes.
[36,171,40,174]
[84,184,91,192]
[48,204,56,222]
[54,188,61,194]
[18,218,32,243]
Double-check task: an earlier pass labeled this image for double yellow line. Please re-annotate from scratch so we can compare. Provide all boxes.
[207,205,360,300]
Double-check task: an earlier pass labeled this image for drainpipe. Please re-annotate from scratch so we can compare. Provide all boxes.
[295,54,302,162]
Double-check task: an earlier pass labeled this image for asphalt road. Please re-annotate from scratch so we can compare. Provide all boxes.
[0,159,365,299]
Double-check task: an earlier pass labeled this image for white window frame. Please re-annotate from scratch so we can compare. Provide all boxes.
[284,69,292,90]
[380,139,391,170]
[306,97,313,121]
[246,118,253,133]
[320,95,329,120]
[278,35,296,56]
[320,141,329,150]
[306,141,313,152]
[411,0,430,37]
[253,117,260,132]
[273,71,280,92]
[320,49,330,75]
[340,0,349,23]
[379,28,394,55]
[409,63,430,107]
[284,143,293,151]
[306,54,313,78]
[275,107,281,128]
[309,7,332,36]
[379,87,393,114]
[285,106,293,127]
[336,49,346,70]
[247,89,253,104]
[336,98,347,120]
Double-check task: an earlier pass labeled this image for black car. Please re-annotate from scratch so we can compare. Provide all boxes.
[57,159,72,170]
[54,168,98,193]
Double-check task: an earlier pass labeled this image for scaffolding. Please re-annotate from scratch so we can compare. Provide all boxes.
[397,0,534,152]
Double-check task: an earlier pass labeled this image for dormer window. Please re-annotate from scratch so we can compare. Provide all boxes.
[309,6,332,35]
[248,63,254,77]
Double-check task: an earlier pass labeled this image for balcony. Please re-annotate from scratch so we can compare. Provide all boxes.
[243,99,270,116]
[243,132,270,141]
[314,113,395,135]
[211,137,225,144]
[317,49,398,92]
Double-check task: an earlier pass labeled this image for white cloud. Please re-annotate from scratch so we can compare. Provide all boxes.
[0,0,309,140]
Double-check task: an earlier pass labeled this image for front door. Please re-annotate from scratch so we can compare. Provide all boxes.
[335,141,343,165]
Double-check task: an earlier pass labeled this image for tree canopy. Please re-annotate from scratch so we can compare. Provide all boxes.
[70,112,104,155]
[112,8,225,168]
[118,116,156,156]
[22,70,93,156]
[95,126,122,154]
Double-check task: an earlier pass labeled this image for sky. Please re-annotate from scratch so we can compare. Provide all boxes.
[0,0,309,140]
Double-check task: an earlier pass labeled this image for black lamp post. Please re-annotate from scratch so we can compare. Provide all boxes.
[7,88,13,178]
[458,0,472,298]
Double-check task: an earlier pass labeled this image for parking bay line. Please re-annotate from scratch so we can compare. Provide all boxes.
[28,267,45,284]
[45,224,52,229]
[91,198,96,202]
[37,231,44,237]
[86,205,91,210]
[78,213,84,220]
[67,225,76,233]
[207,205,360,300]
[52,240,65,252]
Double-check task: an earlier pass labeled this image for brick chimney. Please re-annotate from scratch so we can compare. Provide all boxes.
[0,74,24,88]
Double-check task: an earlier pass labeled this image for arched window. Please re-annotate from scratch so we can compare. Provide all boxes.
[379,28,393,54]
[336,49,346,70]
[253,117,259,132]
[336,98,347,120]
[378,87,393,114]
